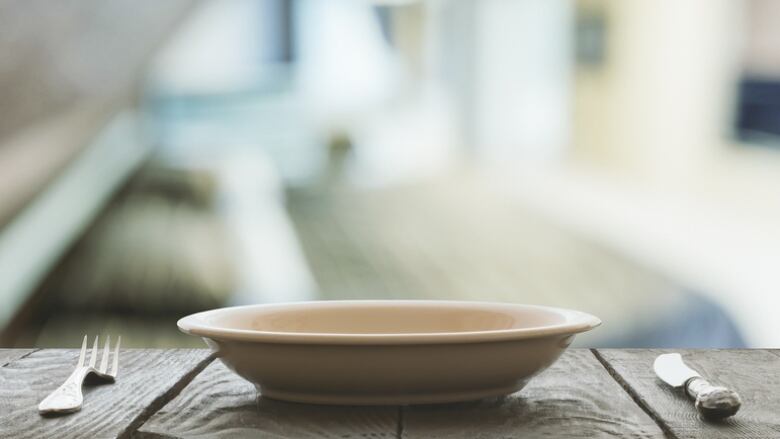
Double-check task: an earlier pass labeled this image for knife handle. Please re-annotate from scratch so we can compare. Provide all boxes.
[685,377,741,420]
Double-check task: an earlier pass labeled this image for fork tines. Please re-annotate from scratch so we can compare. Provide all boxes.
[78,335,121,375]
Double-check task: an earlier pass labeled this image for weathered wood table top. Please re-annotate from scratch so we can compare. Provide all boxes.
[1,349,778,438]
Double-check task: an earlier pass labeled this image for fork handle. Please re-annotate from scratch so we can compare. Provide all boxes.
[38,367,91,414]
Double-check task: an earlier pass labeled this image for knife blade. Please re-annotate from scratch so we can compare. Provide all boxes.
[654,353,700,387]
[653,353,742,420]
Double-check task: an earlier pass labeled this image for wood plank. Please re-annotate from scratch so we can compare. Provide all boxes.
[0,348,36,367]
[0,348,212,439]
[403,349,665,438]
[597,349,780,439]
[136,358,399,438]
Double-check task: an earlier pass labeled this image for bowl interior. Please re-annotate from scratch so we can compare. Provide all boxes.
[200,302,571,335]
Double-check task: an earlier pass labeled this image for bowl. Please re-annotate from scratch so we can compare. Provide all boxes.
[178,300,600,405]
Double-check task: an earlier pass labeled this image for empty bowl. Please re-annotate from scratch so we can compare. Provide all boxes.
[178,300,600,405]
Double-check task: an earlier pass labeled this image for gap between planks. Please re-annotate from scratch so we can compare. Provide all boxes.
[396,405,405,439]
[119,352,216,438]
[590,349,678,439]
[1,348,40,368]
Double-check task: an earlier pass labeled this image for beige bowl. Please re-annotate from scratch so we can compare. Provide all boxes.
[178,300,600,405]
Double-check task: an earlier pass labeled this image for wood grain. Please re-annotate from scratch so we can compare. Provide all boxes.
[403,349,665,438]
[0,349,212,439]
[597,349,780,439]
[0,349,36,367]
[4,349,778,437]
[136,358,400,438]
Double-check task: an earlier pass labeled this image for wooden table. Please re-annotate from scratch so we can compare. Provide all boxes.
[1,349,778,438]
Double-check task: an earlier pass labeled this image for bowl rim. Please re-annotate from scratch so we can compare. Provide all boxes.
[178,300,601,345]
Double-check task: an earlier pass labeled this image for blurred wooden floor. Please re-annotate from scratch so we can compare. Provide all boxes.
[287,172,682,346]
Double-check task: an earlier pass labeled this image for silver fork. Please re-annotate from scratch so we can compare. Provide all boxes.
[38,335,121,415]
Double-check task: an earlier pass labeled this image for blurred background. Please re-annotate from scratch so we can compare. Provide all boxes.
[1,0,778,348]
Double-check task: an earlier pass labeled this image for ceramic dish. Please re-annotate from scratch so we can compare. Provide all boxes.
[178,300,600,405]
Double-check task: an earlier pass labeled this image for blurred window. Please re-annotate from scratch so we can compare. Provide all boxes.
[735,0,780,144]
[574,7,607,68]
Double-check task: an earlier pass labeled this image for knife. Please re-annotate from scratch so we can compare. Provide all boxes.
[653,353,742,420]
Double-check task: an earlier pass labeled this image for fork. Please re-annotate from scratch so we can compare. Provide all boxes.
[38,335,121,415]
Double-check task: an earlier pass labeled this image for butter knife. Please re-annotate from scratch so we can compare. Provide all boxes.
[653,353,741,420]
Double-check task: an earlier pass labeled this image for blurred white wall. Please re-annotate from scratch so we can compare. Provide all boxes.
[151,0,266,93]
[572,0,780,200]
[474,0,573,165]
